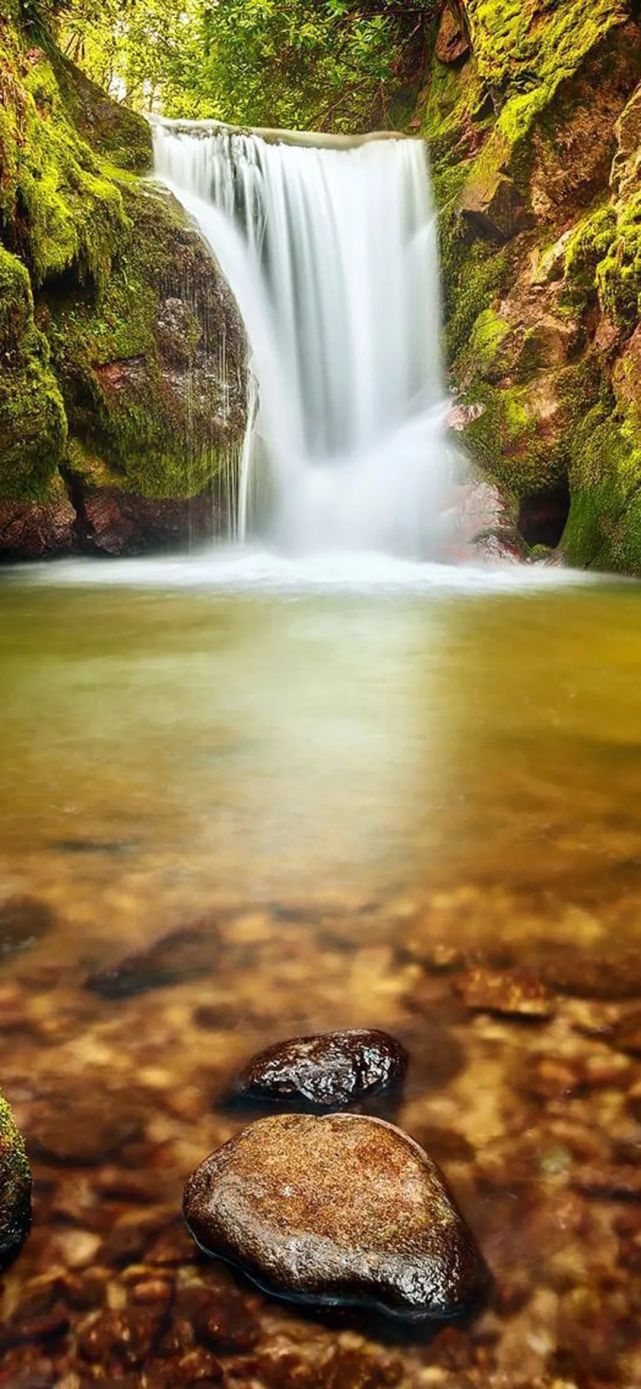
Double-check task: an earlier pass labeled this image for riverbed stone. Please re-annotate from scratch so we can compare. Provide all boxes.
[85,925,219,999]
[0,896,54,961]
[612,1008,641,1055]
[29,1084,144,1165]
[0,1093,31,1262]
[453,967,554,1019]
[538,948,641,1001]
[183,1113,488,1322]
[236,1028,408,1109]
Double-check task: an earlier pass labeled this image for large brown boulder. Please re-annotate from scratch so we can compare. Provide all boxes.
[184,1113,488,1322]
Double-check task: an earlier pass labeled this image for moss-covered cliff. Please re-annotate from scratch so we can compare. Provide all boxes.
[421,0,641,571]
[0,1,246,558]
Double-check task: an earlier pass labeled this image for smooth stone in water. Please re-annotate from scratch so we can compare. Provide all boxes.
[237,1028,408,1108]
[453,967,554,1019]
[0,896,54,960]
[183,1113,488,1322]
[85,925,219,999]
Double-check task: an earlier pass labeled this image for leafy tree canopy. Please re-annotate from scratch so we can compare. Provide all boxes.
[33,0,440,133]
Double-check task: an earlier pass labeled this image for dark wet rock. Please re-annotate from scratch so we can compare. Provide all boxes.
[236,1029,408,1110]
[85,925,219,999]
[183,1113,488,1322]
[612,1008,641,1055]
[537,948,641,1001]
[0,496,75,560]
[453,966,554,1019]
[79,488,224,558]
[0,897,54,960]
[29,1086,144,1165]
[0,1093,31,1262]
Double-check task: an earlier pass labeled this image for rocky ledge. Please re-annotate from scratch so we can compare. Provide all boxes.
[0,9,247,562]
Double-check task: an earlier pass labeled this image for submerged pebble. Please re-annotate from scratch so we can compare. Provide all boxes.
[85,925,219,999]
[538,948,641,1001]
[612,1008,641,1055]
[453,966,554,1019]
[236,1027,408,1108]
[183,1112,488,1322]
[0,896,54,960]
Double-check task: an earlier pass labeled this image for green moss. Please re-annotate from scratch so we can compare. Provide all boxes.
[466,306,513,377]
[595,192,641,336]
[562,207,618,310]
[43,184,245,501]
[439,202,510,365]
[0,1091,31,1260]
[52,53,152,175]
[463,362,600,497]
[466,0,628,141]
[0,19,129,289]
[0,245,67,499]
[564,401,641,572]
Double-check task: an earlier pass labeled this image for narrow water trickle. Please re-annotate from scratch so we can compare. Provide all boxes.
[153,121,464,557]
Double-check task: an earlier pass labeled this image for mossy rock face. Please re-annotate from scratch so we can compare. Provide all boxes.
[0,246,67,501]
[42,182,246,505]
[564,401,641,573]
[0,1092,31,1261]
[0,25,129,290]
[52,52,152,175]
[420,0,641,572]
[0,5,248,555]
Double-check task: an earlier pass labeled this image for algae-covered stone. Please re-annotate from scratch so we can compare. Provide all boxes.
[184,1113,488,1322]
[0,1093,31,1262]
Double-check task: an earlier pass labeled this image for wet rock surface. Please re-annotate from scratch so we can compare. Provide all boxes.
[236,1029,408,1109]
[453,967,554,1019]
[183,1113,488,1322]
[85,925,219,999]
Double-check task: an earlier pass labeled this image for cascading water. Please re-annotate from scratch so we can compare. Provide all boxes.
[153,120,463,558]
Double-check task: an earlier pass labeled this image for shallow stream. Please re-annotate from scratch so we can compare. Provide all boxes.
[1,552,641,1386]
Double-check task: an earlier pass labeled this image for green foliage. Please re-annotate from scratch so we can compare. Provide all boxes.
[54,0,439,132]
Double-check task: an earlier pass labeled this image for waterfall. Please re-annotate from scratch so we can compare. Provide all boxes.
[153,120,461,558]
